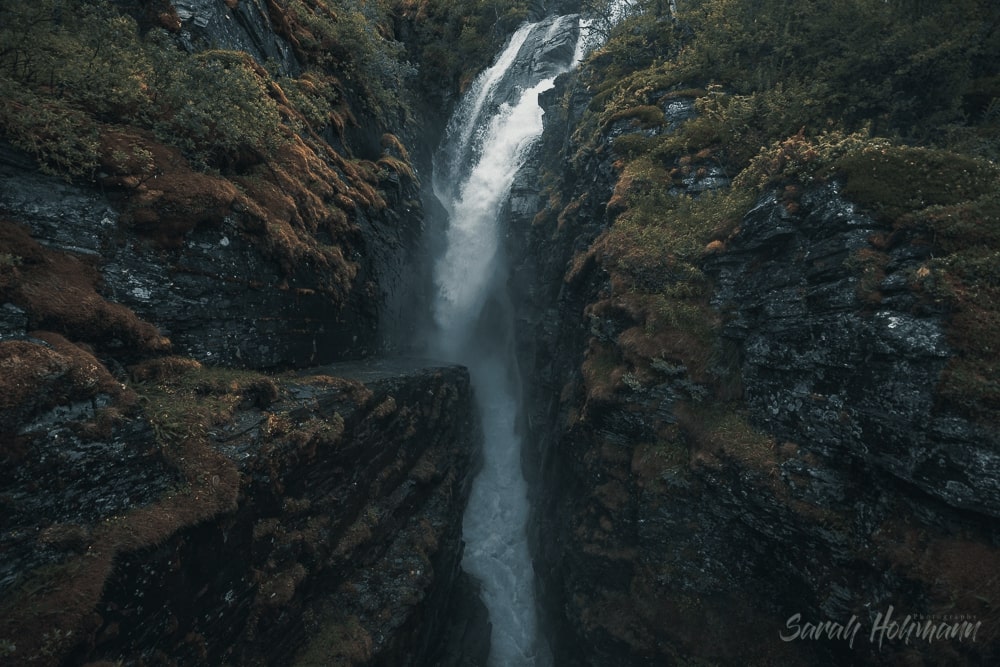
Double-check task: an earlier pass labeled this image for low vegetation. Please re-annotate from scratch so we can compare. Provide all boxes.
[0,0,526,301]
[552,0,1000,430]
[396,0,530,96]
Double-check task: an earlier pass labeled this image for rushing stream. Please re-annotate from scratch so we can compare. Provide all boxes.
[427,14,584,667]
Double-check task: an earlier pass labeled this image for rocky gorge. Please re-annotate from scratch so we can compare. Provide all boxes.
[0,0,489,664]
[509,11,1000,664]
[2,0,1000,666]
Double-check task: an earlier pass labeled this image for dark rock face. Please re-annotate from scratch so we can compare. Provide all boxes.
[0,358,482,666]
[511,74,1000,665]
[169,0,301,75]
[709,185,1000,518]
[0,3,478,666]
[0,154,409,368]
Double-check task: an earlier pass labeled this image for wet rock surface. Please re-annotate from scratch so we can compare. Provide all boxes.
[169,0,301,75]
[0,152,403,368]
[708,184,1000,518]
[0,130,480,664]
[511,76,1000,665]
[0,2,476,665]
[0,360,482,666]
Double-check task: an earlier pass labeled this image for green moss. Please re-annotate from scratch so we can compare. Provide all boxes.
[277,0,417,124]
[294,613,373,667]
[150,47,284,169]
[604,105,669,130]
[734,130,879,192]
[611,133,662,160]
[0,1,288,173]
[0,79,100,178]
[887,182,1000,422]
[634,436,689,479]
[676,401,775,467]
[925,249,1000,421]
[835,145,1000,221]
[900,192,1000,253]
[132,360,278,447]
[563,1,1000,444]
[397,0,529,96]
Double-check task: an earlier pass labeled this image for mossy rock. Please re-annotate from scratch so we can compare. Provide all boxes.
[835,145,1000,221]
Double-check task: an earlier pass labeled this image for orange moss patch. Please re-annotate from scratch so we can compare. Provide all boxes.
[377,155,416,182]
[31,331,125,395]
[233,134,379,301]
[555,196,584,233]
[99,127,241,248]
[876,524,1000,645]
[128,355,204,383]
[0,334,124,438]
[380,132,409,161]
[129,172,238,243]
[588,289,718,385]
[0,221,168,352]
[100,121,382,304]
[297,373,373,405]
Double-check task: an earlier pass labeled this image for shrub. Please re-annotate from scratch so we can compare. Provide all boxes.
[0,1,287,173]
[0,79,100,177]
[148,45,284,169]
[834,144,999,220]
[395,0,530,98]
[734,130,884,192]
[276,0,417,124]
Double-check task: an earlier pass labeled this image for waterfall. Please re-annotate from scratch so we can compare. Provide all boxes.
[427,14,582,667]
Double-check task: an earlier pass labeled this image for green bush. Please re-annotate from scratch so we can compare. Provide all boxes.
[555,0,1000,424]
[0,1,290,173]
[280,0,417,124]
[835,145,1000,220]
[0,78,100,177]
[147,45,284,169]
[393,0,530,101]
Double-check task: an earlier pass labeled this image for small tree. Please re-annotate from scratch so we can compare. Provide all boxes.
[580,0,677,43]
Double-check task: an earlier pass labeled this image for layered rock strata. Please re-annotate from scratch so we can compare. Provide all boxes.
[513,78,1000,665]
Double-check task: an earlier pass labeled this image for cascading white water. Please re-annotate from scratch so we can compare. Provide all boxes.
[428,14,583,667]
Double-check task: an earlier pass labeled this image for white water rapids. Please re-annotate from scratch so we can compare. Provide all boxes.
[428,15,584,667]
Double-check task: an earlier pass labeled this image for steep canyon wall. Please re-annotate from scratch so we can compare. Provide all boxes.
[0,1,486,665]
[511,66,1000,666]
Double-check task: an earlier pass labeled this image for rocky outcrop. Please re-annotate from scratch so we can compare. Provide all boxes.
[512,73,1000,665]
[0,3,471,664]
[709,185,1000,517]
[168,0,301,75]
[0,142,414,368]
[0,353,482,666]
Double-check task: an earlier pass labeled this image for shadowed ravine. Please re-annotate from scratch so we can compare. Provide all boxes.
[425,14,583,666]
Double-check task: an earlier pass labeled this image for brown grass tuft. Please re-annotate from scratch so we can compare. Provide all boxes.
[0,334,125,437]
[0,221,169,352]
[128,356,204,383]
